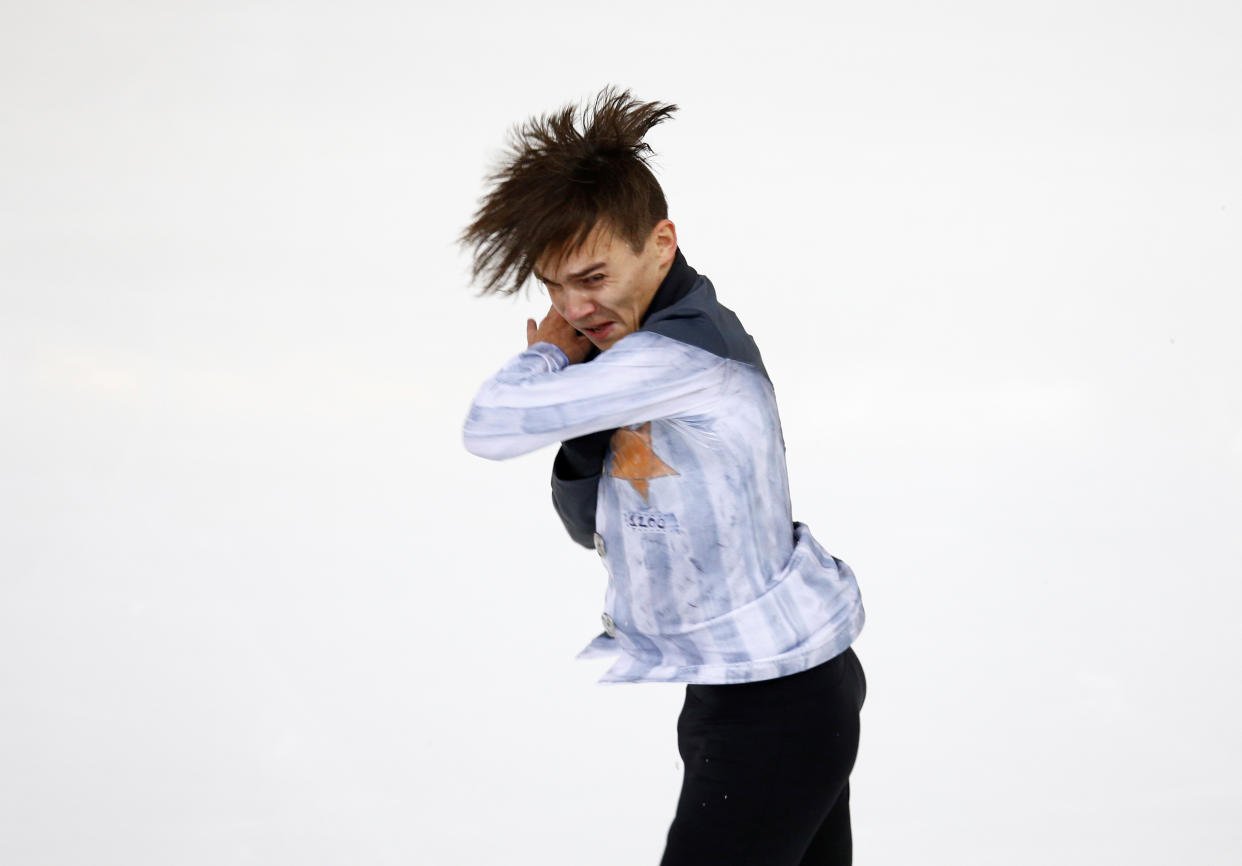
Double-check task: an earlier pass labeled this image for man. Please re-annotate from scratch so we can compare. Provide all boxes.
[460,88,867,865]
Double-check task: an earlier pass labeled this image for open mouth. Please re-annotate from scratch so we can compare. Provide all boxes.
[582,322,614,340]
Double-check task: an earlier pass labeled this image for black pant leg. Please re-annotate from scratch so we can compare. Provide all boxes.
[659,648,866,866]
[798,783,852,865]
[800,648,867,865]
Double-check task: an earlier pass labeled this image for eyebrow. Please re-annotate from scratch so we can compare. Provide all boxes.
[535,262,606,284]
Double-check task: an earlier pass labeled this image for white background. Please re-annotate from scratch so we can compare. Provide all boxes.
[3,1,1240,863]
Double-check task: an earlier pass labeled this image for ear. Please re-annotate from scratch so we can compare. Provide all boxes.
[649,219,677,265]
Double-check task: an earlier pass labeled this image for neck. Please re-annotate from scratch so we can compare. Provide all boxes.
[641,248,698,325]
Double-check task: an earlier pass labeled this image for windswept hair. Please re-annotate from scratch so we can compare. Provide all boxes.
[460,86,678,295]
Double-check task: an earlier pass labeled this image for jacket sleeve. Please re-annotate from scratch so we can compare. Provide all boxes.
[462,331,727,461]
[549,429,614,548]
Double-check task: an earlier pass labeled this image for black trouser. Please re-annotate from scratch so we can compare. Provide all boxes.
[659,647,866,866]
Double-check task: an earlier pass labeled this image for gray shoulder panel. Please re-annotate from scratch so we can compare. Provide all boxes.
[643,277,769,381]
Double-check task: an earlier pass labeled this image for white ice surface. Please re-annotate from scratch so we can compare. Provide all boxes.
[2,2,1240,864]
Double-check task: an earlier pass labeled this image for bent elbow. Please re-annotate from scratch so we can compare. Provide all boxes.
[461,399,519,460]
[462,429,519,461]
[462,398,548,460]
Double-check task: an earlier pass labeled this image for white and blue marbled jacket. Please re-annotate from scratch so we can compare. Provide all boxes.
[463,250,864,684]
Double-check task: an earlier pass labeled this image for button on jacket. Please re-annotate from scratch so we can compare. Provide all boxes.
[463,250,864,684]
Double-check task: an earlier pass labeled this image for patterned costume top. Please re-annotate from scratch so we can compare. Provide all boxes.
[463,251,864,683]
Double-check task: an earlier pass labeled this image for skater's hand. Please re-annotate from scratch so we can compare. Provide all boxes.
[527,305,591,365]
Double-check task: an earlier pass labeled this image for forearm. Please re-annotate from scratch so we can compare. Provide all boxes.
[462,331,726,461]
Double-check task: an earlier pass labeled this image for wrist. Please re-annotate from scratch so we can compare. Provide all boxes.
[527,341,571,370]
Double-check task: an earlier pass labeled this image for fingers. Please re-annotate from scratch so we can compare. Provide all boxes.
[526,318,537,346]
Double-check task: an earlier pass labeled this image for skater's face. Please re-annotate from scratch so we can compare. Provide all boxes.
[534,219,677,351]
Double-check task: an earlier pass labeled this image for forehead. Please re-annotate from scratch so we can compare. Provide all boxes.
[534,221,626,281]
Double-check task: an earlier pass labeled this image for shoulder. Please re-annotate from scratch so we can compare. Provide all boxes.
[602,329,724,373]
[642,277,769,377]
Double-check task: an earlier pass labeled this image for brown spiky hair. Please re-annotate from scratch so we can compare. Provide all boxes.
[459,86,678,295]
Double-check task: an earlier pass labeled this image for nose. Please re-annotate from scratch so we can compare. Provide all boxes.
[561,288,596,324]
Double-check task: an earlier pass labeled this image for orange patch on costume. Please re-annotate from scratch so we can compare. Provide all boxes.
[609,422,679,501]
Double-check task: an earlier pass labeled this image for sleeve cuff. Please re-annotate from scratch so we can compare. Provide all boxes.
[527,341,570,371]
